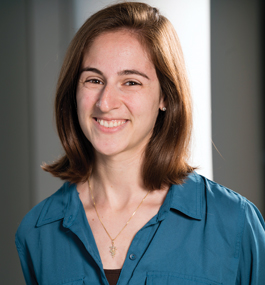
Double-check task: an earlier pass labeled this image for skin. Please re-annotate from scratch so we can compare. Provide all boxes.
[76,30,168,269]
[76,31,164,159]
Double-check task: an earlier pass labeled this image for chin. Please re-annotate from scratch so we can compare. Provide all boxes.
[93,144,128,158]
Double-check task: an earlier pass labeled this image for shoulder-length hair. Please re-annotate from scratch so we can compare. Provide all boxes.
[43,2,194,189]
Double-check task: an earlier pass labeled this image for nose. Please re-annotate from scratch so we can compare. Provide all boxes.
[96,84,121,112]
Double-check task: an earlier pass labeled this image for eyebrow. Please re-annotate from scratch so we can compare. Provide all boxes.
[80,67,150,80]
[79,67,103,76]
[118,69,150,80]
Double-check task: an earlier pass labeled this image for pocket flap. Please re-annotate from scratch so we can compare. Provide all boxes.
[55,276,85,285]
[146,272,222,285]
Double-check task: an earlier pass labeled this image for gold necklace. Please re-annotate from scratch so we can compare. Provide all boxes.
[88,179,151,258]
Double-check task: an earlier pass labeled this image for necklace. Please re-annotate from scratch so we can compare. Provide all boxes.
[88,179,151,258]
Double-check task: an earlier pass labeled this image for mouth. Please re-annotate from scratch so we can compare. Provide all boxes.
[94,118,127,128]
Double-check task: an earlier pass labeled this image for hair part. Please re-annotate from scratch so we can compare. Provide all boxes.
[42,2,194,189]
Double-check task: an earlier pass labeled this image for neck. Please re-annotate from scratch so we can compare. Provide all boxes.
[89,150,148,209]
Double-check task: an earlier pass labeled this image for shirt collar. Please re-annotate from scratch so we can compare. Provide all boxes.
[158,172,203,221]
[36,182,80,227]
[36,172,203,227]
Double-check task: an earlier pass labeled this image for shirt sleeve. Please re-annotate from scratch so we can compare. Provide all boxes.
[15,235,38,285]
[236,200,265,284]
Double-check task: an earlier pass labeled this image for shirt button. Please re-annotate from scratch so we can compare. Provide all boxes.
[68,215,72,222]
[129,253,136,260]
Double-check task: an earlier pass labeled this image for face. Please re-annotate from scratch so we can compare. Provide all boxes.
[76,30,165,159]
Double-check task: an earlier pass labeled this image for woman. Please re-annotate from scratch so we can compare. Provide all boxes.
[16,2,265,285]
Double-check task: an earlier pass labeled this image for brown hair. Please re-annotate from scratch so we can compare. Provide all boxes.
[43,2,194,189]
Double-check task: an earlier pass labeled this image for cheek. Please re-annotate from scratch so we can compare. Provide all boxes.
[76,90,96,117]
[76,93,94,138]
[135,91,161,113]
[122,95,145,117]
[122,88,160,119]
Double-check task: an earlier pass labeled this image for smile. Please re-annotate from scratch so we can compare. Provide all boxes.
[96,119,127,128]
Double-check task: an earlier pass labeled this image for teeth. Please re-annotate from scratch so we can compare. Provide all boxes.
[97,119,126,128]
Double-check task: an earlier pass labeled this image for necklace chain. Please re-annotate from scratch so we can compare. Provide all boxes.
[88,179,151,258]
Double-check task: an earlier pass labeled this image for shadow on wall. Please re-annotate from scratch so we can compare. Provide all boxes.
[211,0,265,217]
[0,1,74,284]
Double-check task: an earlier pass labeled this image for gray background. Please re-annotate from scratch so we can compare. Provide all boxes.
[0,0,264,283]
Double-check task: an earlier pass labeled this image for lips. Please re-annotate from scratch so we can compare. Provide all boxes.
[96,119,127,128]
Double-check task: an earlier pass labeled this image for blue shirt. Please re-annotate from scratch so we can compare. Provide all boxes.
[15,173,265,284]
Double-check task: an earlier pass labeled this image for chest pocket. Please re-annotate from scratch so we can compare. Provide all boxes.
[146,272,222,285]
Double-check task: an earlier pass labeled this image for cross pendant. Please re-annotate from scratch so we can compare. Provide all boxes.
[109,241,117,258]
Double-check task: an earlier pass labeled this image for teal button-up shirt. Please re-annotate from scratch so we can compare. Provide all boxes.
[16,173,265,284]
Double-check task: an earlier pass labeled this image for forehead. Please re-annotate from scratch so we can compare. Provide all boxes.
[82,30,153,68]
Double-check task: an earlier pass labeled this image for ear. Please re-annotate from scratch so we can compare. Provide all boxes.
[159,92,167,111]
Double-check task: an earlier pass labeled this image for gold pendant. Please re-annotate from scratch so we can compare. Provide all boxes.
[109,241,117,258]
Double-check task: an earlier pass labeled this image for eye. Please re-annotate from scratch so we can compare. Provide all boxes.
[85,79,104,85]
[124,81,141,86]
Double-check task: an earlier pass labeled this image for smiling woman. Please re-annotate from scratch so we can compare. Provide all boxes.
[41,2,194,188]
[15,2,265,285]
